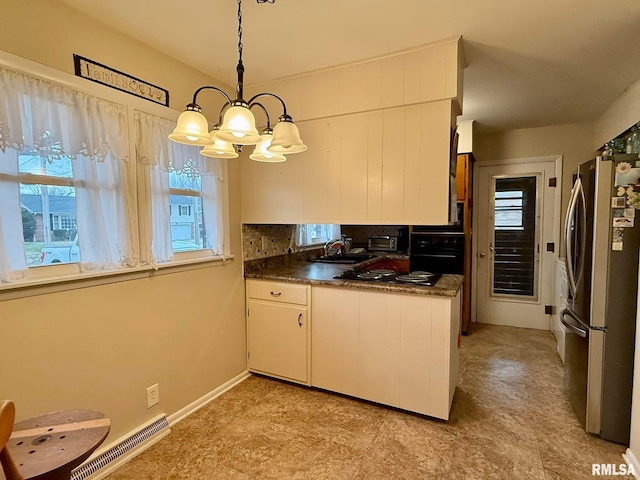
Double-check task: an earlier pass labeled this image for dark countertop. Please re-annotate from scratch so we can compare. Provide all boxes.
[244,251,463,298]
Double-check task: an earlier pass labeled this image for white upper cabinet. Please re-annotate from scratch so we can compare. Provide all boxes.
[241,37,464,225]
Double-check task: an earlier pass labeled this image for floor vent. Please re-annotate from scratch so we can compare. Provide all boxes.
[71,416,170,480]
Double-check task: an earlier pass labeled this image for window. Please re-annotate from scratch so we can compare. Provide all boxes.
[177,205,192,217]
[169,168,203,252]
[135,110,226,266]
[295,224,341,247]
[494,190,525,230]
[0,66,135,284]
[492,176,538,297]
[18,152,78,266]
[0,62,230,286]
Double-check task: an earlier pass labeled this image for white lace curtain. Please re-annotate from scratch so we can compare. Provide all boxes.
[0,66,135,282]
[135,110,225,267]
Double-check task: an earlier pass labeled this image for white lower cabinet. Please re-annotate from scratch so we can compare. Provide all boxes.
[311,286,460,419]
[246,280,310,385]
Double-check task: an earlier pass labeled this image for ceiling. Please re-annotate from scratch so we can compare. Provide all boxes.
[57,0,640,134]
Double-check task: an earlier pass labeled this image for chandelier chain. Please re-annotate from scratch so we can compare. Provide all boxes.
[237,0,243,63]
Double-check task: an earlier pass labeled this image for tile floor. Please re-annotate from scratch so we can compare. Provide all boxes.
[106,324,630,479]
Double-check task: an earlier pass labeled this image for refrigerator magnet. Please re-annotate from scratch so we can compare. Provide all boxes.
[624,208,636,218]
[612,197,626,208]
[613,217,634,227]
[612,227,624,250]
[615,163,640,185]
[613,227,624,243]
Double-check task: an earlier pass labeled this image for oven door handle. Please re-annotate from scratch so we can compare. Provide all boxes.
[411,253,458,259]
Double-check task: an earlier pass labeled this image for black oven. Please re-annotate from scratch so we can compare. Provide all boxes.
[410,229,464,275]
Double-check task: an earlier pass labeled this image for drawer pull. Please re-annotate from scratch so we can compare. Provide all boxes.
[270,291,282,297]
[297,313,303,327]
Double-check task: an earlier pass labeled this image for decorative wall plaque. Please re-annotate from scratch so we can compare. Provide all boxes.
[73,54,169,106]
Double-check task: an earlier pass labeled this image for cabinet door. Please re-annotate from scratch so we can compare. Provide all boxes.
[247,300,308,383]
[301,118,330,223]
[417,101,451,224]
[311,287,359,396]
[312,286,459,419]
[456,154,468,201]
[240,159,281,223]
[381,107,406,222]
[366,111,383,222]
[240,153,303,224]
[402,105,423,223]
[340,113,369,223]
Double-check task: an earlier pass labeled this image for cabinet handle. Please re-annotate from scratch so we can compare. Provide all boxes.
[270,291,282,297]
[297,313,303,327]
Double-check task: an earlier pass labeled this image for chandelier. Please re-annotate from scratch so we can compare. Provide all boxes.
[168,0,306,162]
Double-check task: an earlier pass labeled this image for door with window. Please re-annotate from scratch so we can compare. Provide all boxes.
[474,160,558,330]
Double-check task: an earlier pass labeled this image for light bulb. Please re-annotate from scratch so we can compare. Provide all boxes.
[186,135,199,141]
[232,132,246,138]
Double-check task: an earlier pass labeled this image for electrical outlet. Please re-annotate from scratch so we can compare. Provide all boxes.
[261,236,268,250]
[146,383,160,408]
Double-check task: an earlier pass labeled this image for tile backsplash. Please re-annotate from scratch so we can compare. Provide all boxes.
[242,224,410,261]
[242,224,297,260]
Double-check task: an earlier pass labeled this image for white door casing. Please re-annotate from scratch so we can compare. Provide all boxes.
[472,156,562,330]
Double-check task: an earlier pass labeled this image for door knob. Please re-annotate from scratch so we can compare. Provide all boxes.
[479,252,486,258]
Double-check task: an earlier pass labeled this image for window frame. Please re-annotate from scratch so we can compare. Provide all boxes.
[295,224,341,248]
[0,50,233,293]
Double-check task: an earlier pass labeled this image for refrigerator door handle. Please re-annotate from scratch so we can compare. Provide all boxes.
[560,309,588,338]
[576,182,588,285]
[564,178,582,298]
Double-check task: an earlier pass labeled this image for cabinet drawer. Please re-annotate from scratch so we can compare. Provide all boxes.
[247,280,308,305]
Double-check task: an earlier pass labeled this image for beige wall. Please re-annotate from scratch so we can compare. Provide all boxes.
[595,78,640,149]
[0,0,246,445]
[474,122,597,221]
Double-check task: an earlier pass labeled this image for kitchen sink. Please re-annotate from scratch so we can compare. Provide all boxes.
[310,254,376,264]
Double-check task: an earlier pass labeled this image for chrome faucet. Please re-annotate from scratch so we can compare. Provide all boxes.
[324,238,343,256]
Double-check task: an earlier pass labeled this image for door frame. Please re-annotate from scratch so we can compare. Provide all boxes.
[471,155,563,327]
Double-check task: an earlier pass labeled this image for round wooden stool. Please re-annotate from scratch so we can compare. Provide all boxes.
[2,406,109,480]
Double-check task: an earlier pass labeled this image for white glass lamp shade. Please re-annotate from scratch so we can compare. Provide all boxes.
[249,132,286,162]
[200,131,238,159]
[216,104,261,145]
[168,109,213,146]
[268,119,307,154]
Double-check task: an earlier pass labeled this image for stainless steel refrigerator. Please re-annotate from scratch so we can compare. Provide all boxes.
[562,154,639,445]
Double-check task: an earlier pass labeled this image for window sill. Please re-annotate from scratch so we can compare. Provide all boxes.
[0,254,235,301]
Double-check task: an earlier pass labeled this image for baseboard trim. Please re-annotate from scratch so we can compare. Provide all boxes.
[80,370,250,479]
[81,425,170,480]
[75,413,170,480]
[623,448,640,479]
[167,370,251,426]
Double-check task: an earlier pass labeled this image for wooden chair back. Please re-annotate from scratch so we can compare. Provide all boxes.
[0,400,24,480]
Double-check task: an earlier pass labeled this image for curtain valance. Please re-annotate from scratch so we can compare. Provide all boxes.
[0,67,128,162]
